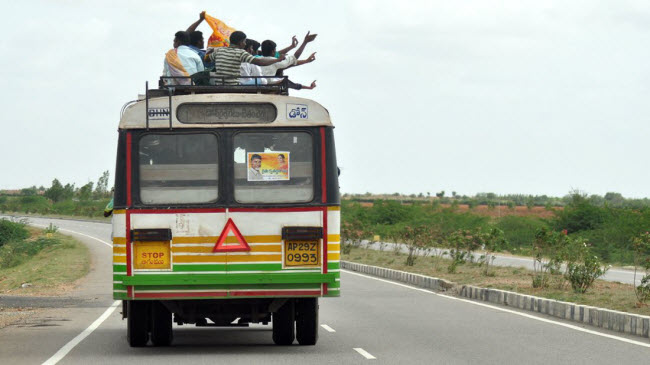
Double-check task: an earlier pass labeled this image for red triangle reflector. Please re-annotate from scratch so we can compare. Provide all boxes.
[213,218,250,252]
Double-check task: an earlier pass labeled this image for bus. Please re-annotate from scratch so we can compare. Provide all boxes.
[111,77,340,347]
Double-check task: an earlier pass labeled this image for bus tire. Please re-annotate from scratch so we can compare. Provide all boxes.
[127,301,149,347]
[150,301,173,346]
[272,300,295,345]
[295,298,318,345]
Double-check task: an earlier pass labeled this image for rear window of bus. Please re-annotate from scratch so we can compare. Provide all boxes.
[233,132,313,203]
[139,134,219,204]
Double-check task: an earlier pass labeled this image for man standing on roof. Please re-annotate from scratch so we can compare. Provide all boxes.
[163,31,205,85]
[185,11,214,69]
[208,31,285,86]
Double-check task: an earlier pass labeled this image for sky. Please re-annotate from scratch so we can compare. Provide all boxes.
[1,0,649,198]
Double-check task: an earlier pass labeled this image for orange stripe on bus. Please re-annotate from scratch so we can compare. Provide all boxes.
[172,245,282,253]
[173,254,281,263]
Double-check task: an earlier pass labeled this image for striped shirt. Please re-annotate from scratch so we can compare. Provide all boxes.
[209,47,255,85]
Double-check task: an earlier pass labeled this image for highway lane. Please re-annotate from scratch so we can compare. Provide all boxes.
[1,217,650,364]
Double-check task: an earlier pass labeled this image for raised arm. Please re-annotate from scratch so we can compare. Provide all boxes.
[277,36,298,55]
[295,52,316,66]
[293,31,317,59]
[186,11,206,33]
[251,54,286,66]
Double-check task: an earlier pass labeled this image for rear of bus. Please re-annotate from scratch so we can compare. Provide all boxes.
[112,92,340,347]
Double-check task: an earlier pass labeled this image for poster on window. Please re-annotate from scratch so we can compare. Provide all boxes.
[247,152,290,181]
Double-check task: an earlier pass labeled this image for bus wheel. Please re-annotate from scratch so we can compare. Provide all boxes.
[272,300,295,345]
[127,301,150,347]
[296,298,318,345]
[150,301,173,346]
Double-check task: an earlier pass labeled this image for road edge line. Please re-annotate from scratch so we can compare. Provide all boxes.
[42,301,120,365]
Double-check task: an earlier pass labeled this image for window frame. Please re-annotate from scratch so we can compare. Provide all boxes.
[133,131,224,207]
[230,129,317,205]
[129,128,321,208]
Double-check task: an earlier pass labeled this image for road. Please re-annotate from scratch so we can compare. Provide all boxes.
[1,216,650,364]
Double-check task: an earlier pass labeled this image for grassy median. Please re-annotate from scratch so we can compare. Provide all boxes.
[0,221,90,295]
[342,246,650,316]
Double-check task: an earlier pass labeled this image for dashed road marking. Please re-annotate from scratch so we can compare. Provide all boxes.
[321,324,336,332]
[354,348,376,359]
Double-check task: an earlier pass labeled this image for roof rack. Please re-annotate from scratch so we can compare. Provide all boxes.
[154,75,289,97]
[143,76,290,130]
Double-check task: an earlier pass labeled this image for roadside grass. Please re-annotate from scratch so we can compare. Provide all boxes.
[343,246,650,316]
[0,226,90,295]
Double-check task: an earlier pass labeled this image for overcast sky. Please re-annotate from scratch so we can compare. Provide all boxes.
[1,1,649,198]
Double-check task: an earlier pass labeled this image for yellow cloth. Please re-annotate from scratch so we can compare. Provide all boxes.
[165,49,189,77]
[205,13,236,48]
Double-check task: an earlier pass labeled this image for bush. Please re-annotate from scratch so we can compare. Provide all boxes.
[0,236,60,268]
[565,255,608,293]
[0,219,29,247]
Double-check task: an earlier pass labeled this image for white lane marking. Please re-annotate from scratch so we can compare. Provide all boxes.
[343,270,650,349]
[353,348,377,359]
[42,300,120,365]
[31,224,112,248]
[321,324,336,332]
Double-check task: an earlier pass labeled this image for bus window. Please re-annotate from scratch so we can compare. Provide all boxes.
[139,134,218,204]
[233,132,313,203]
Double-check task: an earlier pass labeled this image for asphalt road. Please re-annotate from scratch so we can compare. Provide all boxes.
[1,216,650,364]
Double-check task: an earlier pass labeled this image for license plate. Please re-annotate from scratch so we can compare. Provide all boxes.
[284,240,320,267]
[134,241,171,270]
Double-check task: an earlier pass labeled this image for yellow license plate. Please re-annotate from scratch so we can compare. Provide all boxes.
[134,241,171,270]
[284,240,320,267]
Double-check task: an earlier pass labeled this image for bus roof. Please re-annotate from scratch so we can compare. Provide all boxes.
[119,93,333,129]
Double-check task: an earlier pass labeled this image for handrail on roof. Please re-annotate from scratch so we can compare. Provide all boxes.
[156,75,289,96]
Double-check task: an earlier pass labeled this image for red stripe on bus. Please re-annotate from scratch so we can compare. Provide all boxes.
[126,132,133,298]
[323,206,328,275]
[228,207,324,213]
[126,210,132,297]
[320,127,327,203]
[134,291,228,299]
[126,132,132,207]
[229,290,322,297]
[129,208,227,214]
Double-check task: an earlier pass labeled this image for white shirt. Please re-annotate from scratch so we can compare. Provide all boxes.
[176,45,204,75]
[240,63,282,85]
[258,55,297,76]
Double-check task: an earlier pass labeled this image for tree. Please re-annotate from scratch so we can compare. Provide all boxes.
[436,191,445,198]
[78,182,94,201]
[478,228,507,276]
[45,179,65,202]
[398,225,433,266]
[95,170,110,198]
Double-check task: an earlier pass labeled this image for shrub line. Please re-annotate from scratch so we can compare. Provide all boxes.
[342,260,650,338]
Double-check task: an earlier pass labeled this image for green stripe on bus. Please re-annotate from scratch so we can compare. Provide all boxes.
[113,283,127,290]
[134,283,322,291]
[122,273,336,286]
[328,262,340,270]
[113,265,127,272]
[172,263,330,272]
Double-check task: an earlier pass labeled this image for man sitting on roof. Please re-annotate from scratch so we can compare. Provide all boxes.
[240,39,317,91]
[257,31,317,78]
[163,31,205,85]
[207,31,285,86]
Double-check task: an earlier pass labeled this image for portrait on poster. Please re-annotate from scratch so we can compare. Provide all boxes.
[247,152,290,181]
